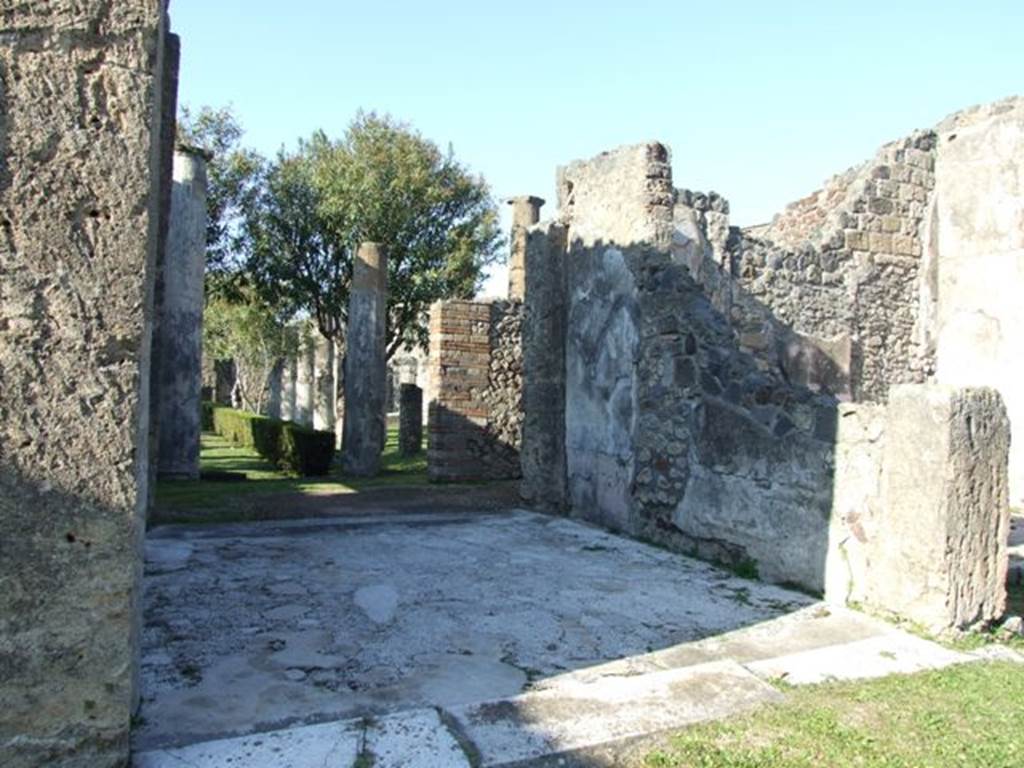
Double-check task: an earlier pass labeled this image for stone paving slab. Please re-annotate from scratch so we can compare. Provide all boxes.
[745,630,972,685]
[449,659,782,766]
[366,709,470,767]
[133,719,361,767]
[135,509,812,751]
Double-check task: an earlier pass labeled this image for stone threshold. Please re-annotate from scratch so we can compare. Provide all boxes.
[133,619,1016,768]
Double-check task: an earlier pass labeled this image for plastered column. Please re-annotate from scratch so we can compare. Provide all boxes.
[314,335,336,431]
[507,196,545,300]
[281,356,297,422]
[342,243,388,476]
[157,148,208,479]
[294,330,316,427]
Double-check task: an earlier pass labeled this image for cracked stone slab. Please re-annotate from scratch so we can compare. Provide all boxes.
[448,659,781,766]
[745,629,973,685]
[132,719,362,767]
[365,708,470,767]
[135,510,812,751]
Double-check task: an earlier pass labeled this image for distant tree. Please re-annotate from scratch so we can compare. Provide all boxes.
[177,104,265,292]
[203,289,299,414]
[245,112,502,357]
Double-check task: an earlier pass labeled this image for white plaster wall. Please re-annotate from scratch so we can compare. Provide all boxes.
[933,98,1024,505]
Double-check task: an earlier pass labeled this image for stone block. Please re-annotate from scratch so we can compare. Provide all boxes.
[868,385,1010,632]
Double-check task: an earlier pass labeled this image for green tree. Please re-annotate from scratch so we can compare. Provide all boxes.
[177,104,265,290]
[245,112,502,357]
[203,290,300,414]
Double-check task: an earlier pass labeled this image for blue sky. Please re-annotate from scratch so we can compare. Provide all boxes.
[172,1,1022,294]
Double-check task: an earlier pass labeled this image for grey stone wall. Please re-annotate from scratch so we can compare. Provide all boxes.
[0,2,169,765]
[731,131,937,402]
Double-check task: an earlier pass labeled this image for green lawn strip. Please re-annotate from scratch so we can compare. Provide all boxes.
[644,661,1024,768]
[155,429,433,516]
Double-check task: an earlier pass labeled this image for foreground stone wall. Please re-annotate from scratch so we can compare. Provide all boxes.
[427,300,524,482]
[0,2,169,765]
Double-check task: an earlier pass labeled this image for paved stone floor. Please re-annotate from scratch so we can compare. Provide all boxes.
[134,508,992,766]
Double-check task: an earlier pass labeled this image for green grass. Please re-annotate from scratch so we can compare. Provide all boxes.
[643,661,1024,768]
[154,428,431,522]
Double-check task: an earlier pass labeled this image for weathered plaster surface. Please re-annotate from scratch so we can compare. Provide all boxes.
[932,97,1024,504]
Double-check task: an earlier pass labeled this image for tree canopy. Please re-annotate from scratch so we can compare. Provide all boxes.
[244,112,502,357]
[177,105,265,293]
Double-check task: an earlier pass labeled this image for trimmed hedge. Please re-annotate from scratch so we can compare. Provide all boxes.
[210,406,335,477]
[280,424,336,477]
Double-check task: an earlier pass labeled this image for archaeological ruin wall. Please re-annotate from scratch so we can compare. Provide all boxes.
[427,299,524,482]
[0,2,172,765]
[517,135,1011,630]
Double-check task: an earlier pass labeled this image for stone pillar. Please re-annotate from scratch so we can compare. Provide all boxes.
[314,335,336,431]
[867,384,1010,632]
[507,196,545,300]
[520,223,569,510]
[157,149,208,479]
[342,242,388,476]
[0,3,169,765]
[267,359,284,419]
[147,30,180,508]
[281,356,297,422]
[294,328,316,427]
[399,384,424,456]
[214,359,235,405]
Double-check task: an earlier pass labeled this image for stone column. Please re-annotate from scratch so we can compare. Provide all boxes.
[520,223,569,510]
[399,384,424,456]
[314,334,336,431]
[0,4,169,765]
[267,359,284,419]
[342,242,388,476]
[295,331,316,427]
[507,196,545,300]
[281,356,297,422]
[157,148,208,480]
[214,359,235,405]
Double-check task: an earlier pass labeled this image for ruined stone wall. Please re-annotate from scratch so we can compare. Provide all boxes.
[520,132,1007,622]
[0,2,169,765]
[729,131,938,402]
[427,300,523,482]
[552,144,840,590]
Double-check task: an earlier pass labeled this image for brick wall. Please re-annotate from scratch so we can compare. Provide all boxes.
[427,300,523,482]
